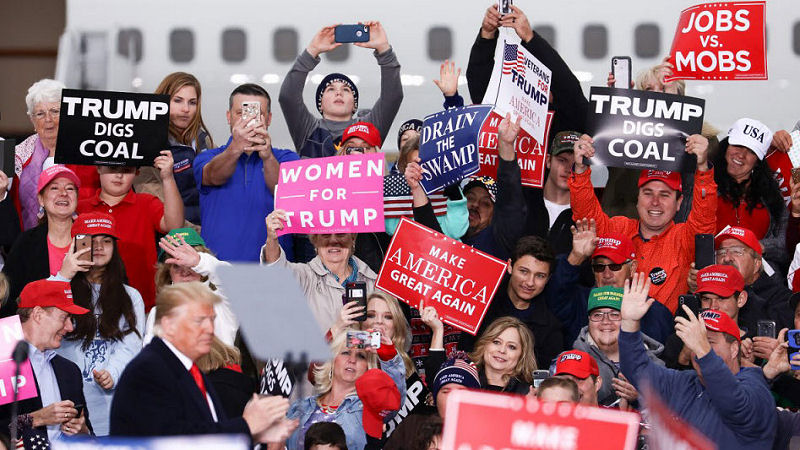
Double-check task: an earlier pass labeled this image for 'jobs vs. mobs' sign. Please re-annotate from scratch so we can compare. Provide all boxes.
[586,87,705,172]
[667,1,767,81]
[55,89,170,166]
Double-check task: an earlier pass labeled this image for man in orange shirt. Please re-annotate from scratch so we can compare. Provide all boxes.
[568,133,716,313]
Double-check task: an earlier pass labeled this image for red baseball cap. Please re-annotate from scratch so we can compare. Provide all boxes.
[19,280,90,315]
[699,309,741,342]
[592,232,636,264]
[71,212,119,239]
[637,170,682,192]
[554,350,599,379]
[341,121,382,149]
[355,369,401,438]
[696,264,745,298]
[37,165,81,194]
[715,225,762,256]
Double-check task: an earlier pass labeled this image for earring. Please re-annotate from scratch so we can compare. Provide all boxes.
[329,368,333,380]
[37,206,45,220]
[72,212,79,220]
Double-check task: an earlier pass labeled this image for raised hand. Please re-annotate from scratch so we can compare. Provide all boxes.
[58,238,94,280]
[569,218,598,264]
[419,299,443,333]
[480,4,502,39]
[433,60,461,97]
[307,25,341,58]
[620,272,654,331]
[685,134,710,171]
[497,113,521,162]
[499,5,533,42]
[265,209,289,241]
[331,300,364,339]
[160,234,201,268]
[573,135,595,172]
[354,21,390,54]
[154,150,175,181]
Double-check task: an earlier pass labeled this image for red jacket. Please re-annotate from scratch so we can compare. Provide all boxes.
[569,168,717,312]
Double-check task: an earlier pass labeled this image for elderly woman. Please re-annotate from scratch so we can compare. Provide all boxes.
[2,165,81,316]
[13,79,98,229]
[285,331,405,450]
[262,209,376,333]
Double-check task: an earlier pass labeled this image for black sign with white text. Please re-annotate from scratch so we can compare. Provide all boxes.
[586,87,705,172]
[55,89,169,166]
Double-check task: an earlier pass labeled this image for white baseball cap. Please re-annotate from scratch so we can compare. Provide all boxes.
[727,118,772,160]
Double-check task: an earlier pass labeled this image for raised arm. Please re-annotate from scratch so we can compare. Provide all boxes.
[358,21,403,144]
[492,114,528,255]
[155,150,184,232]
[466,5,501,103]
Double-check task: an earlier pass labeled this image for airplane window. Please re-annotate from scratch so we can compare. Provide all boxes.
[170,29,194,63]
[326,44,349,62]
[582,25,607,59]
[274,28,298,62]
[117,28,143,63]
[535,25,556,48]
[428,27,453,60]
[635,24,660,58]
[222,28,246,63]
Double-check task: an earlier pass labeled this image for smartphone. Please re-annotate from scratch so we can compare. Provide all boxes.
[678,294,700,319]
[345,281,368,322]
[0,139,16,178]
[757,320,777,339]
[74,234,93,262]
[695,233,715,269]
[791,167,800,185]
[334,24,370,43]
[611,56,632,89]
[346,330,381,349]
[241,101,261,128]
[788,330,800,370]
[498,0,513,15]
[532,370,549,388]
[74,404,85,417]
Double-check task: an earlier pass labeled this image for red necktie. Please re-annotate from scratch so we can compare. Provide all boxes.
[189,363,207,398]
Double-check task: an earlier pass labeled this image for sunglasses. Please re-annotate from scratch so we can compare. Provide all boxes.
[591,261,630,273]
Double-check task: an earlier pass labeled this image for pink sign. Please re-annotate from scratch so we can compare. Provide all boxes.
[0,316,38,405]
[275,153,385,235]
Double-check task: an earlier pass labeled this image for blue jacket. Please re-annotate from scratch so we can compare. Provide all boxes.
[546,254,674,345]
[620,330,776,449]
[285,354,406,450]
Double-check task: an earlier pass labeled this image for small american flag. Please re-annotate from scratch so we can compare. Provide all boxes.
[383,173,448,219]
[502,43,525,76]
[17,429,49,450]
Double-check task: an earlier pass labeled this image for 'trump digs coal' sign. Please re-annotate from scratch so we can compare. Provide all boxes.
[442,390,641,450]
[586,87,705,172]
[55,89,169,166]
[375,218,506,335]
[667,1,767,81]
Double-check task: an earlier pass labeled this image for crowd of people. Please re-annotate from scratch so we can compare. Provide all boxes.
[0,4,799,450]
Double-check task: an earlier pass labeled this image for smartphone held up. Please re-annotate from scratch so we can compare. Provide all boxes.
[612,56,632,89]
[334,24,370,43]
[75,234,92,262]
[346,330,381,349]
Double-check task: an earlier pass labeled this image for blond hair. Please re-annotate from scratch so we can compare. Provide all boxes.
[470,316,537,384]
[154,281,220,328]
[196,336,241,372]
[154,245,216,293]
[361,291,415,376]
[313,331,378,397]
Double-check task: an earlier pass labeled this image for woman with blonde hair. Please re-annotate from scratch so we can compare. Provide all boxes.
[285,330,405,450]
[196,336,256,419]
[135,72,214,225]
[332,290,415,376]
[469,316,536,394]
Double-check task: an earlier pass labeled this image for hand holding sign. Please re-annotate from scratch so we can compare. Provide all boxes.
[685,134,710,171]
[265,209,289,242]
[154,150,175,181]
[497,113,521,161]
[573,134,595,174]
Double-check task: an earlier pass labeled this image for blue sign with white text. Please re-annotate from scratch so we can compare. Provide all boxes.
[418,105,493,194]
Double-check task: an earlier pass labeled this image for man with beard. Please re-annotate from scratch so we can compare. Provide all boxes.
[570,134,716,314]
[459,235,564,369]
[620,273,776,449]
[460,116,527,261]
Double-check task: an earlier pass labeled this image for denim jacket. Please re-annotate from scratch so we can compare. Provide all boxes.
[285,354,406,450]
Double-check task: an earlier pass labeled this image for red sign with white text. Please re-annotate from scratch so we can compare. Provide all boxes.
[644,386,715,450]
[375,218,506,335]
[477,110,553,188]
[667,2,766,81]
[442,390,641,450]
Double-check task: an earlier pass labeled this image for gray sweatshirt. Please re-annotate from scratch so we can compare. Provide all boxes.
[278,47,403,158]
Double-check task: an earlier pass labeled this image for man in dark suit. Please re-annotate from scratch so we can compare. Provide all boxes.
[0,279,92,448]
[110,281,296,442]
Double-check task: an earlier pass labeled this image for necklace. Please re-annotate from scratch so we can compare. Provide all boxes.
[318,401,340,415]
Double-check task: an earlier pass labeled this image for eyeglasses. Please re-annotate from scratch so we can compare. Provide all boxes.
[32,108,60,120]
[714,246,749,258]
[343,147,365,155]
[589,311,622,322]
[591,261,630,273]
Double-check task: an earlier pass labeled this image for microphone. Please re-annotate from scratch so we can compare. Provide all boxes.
[12,341,28,364]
